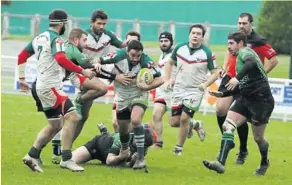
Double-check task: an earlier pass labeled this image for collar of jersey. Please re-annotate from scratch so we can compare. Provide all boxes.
[86,28,103,43]
[187,43,203,55]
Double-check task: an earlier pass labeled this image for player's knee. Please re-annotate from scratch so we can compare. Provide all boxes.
[253,133,265,144]
[131,118,142,127]
[216,104,229,116]
[222,119,237,134]
[152,111,163,122]
[169,117,180,127]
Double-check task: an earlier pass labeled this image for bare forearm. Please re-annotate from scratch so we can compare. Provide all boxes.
[164,62,172,80]
[264,57,278,74]
[204,71,219,87]
[106,154,124,166]
[145,77,164,91]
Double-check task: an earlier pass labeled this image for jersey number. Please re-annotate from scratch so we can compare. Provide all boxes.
[36,45,43,60]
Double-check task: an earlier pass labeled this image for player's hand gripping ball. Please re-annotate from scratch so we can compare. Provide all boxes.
[137,68,154,85]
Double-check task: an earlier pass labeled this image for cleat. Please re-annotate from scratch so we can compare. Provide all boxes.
[194,120,206,142]
[52,155,62,164]
[22,154,43,173]
[60,159,84,172]
[173,148,182,156]
[132,159,146,170]
[254,160,270,176]
[36,157,44,166]
[235,150,248,165]
[203,160,225,174]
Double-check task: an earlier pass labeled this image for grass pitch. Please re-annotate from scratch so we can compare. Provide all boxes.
[1,94,292,185]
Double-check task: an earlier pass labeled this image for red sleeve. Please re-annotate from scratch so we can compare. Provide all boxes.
[18,49,31,65]
[55,52,83,74]
[255,43,277,60]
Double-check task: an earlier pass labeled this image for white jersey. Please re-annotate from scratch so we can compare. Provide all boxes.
[157,49,177,79]
[83,28,123,62]
[171,42,217,95]
[31,29,66,90]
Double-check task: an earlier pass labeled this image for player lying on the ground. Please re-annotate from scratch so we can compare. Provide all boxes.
[203,31,274,176]
[71,123,155,167]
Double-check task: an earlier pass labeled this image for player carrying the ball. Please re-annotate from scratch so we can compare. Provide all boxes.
[164,24,221,155]
[94,40,163,170]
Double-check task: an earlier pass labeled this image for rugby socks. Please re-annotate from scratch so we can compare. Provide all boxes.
[62,150,72,162]
[52,132,62,156]
[216,115,226,134]
[175,145,183,151]
[134,126,145,160]
[217,133,235,165]
[52,140,62,156]
[28,146,41,159]
[257,141,269,165]
[120,133,130,150]
[237,122,249,152]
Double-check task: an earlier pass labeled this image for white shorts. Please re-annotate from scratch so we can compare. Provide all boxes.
[154,86,172,110]
[36,87,68,110]
[69,73,87,90]
[171,90,204,112]
[115,93,149,112]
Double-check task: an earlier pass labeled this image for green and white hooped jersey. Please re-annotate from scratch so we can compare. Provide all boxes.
[30,29,66,90]
[100,48,161,99]
[171,42,217,93]
[83,28,123,63]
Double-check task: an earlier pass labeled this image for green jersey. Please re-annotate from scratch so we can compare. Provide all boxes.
[236,47,271,97]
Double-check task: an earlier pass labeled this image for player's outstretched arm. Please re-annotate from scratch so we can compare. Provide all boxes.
[199,69,220,91]
[264,55,278,74]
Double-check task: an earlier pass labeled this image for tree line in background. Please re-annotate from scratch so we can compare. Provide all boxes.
[257,1,292,55]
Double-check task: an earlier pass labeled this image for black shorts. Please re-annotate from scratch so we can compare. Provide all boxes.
[84,134,113,163]
[230,95,275,125]
[31,80,44,112]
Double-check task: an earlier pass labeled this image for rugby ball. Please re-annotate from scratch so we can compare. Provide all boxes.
[137,68,154,85]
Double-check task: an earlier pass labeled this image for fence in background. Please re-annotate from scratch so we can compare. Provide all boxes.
[1,12,238,44]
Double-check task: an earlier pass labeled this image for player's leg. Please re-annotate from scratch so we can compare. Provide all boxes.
[59,98,84,172]
[73,100,94,141]
[203,98,248,174]
[131,102,148,169]
[249,96,274,176]
[23,117,63,172]
[73,75,108,104]
[216,96,234,133]
[112,102,119,133]
[152,101,166,149]
[175,106,194,155]
[72,146,93,164]
[251,124,269,176]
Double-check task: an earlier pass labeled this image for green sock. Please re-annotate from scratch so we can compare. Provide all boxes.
[218,133,235,165]
[134,126,145,160]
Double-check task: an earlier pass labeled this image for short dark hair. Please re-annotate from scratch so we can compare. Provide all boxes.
[127,40,143,52]
[239,12,254,23]
[189,24,206,37]
[91,9,108,22]
[48,9,68,27]
[69,28,88,42]
[126,30,141,41]
[228,31,247,45]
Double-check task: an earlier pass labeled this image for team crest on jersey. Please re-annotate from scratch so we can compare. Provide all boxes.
[55,38,64,44]
[147,61,155,69]
[103,51,117,60]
